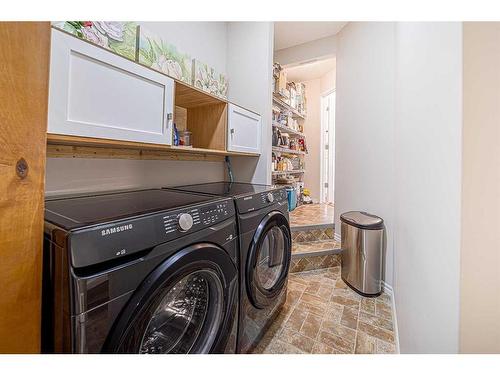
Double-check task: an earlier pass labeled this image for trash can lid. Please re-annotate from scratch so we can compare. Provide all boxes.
[340,211,384,230]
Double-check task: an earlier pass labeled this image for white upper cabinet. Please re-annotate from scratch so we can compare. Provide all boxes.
[48,30,174,145]
[227,103,261,154]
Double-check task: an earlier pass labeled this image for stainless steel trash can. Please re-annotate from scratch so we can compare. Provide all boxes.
[340,211,385,297]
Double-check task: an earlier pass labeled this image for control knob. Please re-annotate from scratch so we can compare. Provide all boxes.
[266,192,274,203]
[177,213,193,232]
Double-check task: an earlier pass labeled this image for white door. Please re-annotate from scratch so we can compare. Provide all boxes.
[48,29,174,145]
[320,91,335,204]
[227,104,261,154]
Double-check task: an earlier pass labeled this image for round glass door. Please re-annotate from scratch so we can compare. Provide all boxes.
[247,211,291,308]
[139,270,223,354]
[112,268,225,354]
[255,226,286,291]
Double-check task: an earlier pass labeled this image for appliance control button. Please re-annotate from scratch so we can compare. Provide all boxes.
[267,192,274,203]
[177,213,193,232]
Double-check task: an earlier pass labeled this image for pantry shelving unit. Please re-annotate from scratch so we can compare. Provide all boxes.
[271,88,307,201]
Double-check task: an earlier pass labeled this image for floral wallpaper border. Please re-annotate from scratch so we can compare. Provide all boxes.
[52,21,138,61]
[52,21,228,98]
[193,59,228,99]
[138,27,192,85]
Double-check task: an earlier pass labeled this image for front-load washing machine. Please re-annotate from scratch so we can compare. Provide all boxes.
[42,189,238,354]
[166,182,292,353]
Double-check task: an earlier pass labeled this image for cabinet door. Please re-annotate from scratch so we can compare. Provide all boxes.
[227,104,261,154]
[48,29,174,145]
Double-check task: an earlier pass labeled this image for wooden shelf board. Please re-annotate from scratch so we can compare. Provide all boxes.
[46,134,258,161]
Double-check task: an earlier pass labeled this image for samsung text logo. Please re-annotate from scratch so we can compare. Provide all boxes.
[101,224,133,236]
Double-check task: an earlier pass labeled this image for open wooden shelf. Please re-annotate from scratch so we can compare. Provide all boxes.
[47,134,258,162]
[174,81,228,152]
[175,80,227,108]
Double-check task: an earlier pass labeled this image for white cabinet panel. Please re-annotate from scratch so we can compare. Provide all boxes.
[227,104,261,154]
[48,30,174,145]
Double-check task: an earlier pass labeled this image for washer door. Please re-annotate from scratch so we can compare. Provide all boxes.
[104,243,237,354]
[246,211,292,309]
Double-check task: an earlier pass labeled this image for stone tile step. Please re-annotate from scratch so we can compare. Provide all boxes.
[291,224,335,243]
[290,253,341,273]
[291,222,334,231]
[292,240,341,258]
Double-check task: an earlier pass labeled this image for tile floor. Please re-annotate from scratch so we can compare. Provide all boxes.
[290,203,335,228]
[251,267,397,354]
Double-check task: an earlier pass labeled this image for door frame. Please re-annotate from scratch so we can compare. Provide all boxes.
[0,22,50,353]
[320,89,336,204]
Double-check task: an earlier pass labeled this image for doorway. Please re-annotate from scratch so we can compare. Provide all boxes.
[320,90,335,204]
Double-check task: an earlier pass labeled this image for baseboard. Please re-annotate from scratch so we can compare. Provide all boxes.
[382,281,400,354]
[382,281,393,294]
[334,232,341,243]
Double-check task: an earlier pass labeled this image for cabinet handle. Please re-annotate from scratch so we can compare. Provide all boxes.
[230,128,235,137]
[166,112,173,133]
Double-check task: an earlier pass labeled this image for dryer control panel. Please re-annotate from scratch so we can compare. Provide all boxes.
[236,187,288,214]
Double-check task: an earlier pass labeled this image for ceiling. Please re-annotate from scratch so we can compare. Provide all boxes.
[274,22,347,51]
[285,57,336,82]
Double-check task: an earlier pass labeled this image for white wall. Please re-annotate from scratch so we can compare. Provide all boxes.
[335,22,463,353]
[394,22,463,354]
[46,22,230,196]
[226,22,274,184]
[274,34,338,67]
[320,69,336,94]
[335,22,396,289]
[45,158,225,197]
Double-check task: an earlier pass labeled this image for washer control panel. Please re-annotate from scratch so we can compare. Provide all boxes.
[161,199,234,237]
[70,197,235,268]
[200,201,231,225]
